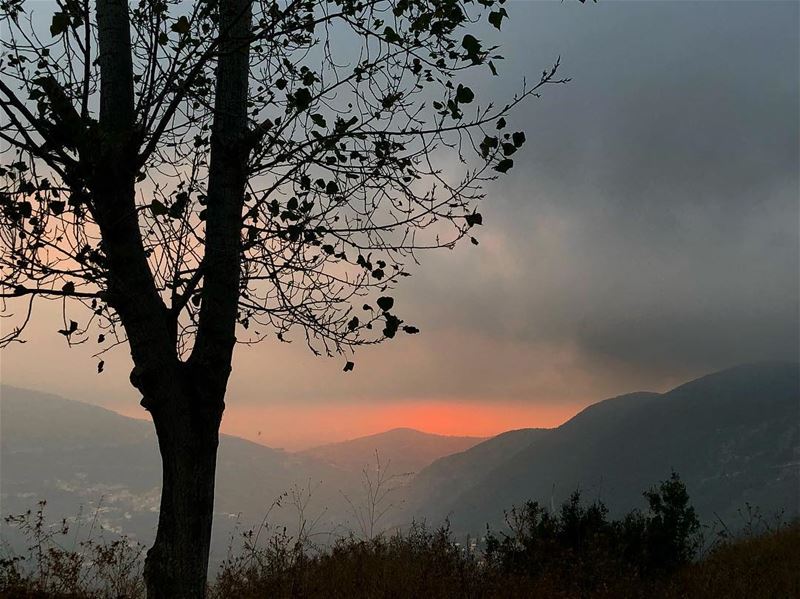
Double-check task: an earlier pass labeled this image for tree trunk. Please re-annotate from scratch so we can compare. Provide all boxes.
[93,0,250,596]
[142,370,224,599]
[192,0,251,376]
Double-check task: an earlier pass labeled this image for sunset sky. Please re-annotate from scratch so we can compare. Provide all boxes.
[1,1,798,450]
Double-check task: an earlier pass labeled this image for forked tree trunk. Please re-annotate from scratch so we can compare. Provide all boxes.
[144,1,251,592]
[142,372,224,599]
[94,0,251,595]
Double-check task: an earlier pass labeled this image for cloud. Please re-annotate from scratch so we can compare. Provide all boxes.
[397,0,799,381]
[1,1,797,436]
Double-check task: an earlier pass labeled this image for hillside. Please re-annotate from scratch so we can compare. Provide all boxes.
[0,388,480,562]
[301,428,485,476]
[402,362,800,533]
[405,427,549,512]
[3,362,797,559]
[0,386,360,563]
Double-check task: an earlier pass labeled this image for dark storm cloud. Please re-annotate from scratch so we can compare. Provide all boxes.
[400,0,799,381]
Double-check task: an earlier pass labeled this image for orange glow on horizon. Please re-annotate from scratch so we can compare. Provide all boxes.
[116,399,586,450]
[214,399,586,450]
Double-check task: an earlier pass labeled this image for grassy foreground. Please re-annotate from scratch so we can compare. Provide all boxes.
[0,523,797,598]
[662,522,800,599]
[2,474,797,599]
[207,523,800,599]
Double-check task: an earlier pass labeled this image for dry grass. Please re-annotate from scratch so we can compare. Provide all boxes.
[2,511,797,598]
[660,523,800,599]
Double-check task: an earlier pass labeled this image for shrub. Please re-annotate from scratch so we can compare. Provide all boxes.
[3,474,793,599]
[484,472,702,589]
[0,501,145,599]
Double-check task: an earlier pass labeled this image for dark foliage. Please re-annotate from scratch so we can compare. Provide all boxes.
[0,501,145,598]
[484,472,702,592]
[3,475,795,599]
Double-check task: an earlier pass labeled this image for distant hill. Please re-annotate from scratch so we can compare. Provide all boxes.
[301,428,485,476]
[0,388,481,563]
[404,427,549,511]
[0,386,361,564]
[3,362,797,560]
[402,363,800,534]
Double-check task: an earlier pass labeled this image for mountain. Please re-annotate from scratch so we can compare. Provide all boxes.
[404,427,549,512]
[3,362,798,559]
[402,362,800,534]
[301,428,485,476]
[0,386,361,564]
[0,388,479,564]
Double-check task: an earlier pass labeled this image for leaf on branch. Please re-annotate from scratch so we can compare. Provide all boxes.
[455,84,474,104]
[383,313,401,339]
[97,360,105,374]
[502,142,517,156]
[57,320,78,337]
[462,34,484,65]
[343,361,355,372]
[171,16,190,35]
[480,135,498,158]
[347,316,359,331]
[465,212,483,227]
[376,296,394,312]
[310,113,327,128]
[50,12,70,36]
[383,26,402,44]
[381,93,402,109]
[403,325,420,334]
[291,88,312,112]
[489,7,509,30]
[168,192,189,219]
[149,200,168,217]
[49,200,65,215]
[512,131,526,147]
[62,281,75,294]
[494,159,514,173]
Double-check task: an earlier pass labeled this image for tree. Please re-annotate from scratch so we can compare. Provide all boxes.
[642,471,701,570]
[0,0,566,595]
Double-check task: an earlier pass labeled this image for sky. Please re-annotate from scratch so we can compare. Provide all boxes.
[1,1,798,450]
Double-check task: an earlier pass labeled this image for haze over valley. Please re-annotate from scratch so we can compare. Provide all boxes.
[2,362,797,566]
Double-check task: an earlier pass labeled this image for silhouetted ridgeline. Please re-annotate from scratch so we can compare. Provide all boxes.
[0,386,360,564]
[1,362,798,561]
[301,427,486,475]
[402,362,800,533]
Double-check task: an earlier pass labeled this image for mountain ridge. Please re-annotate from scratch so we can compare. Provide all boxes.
[401,362,799,533]
[300,427,486,475]
[2,361,797,557]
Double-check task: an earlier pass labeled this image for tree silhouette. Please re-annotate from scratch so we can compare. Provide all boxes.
[0,0,566,595]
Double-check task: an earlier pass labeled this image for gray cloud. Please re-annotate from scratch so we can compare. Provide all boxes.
[400,0,799,382]
[2,1,797,424]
